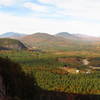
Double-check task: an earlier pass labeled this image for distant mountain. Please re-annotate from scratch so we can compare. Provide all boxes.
[19,32,78,50]
[73,33,94,39]
[0,32,26,38]
[56,32,100,42]
[19,32,96,51]
[3,32,98,51]
[0,38,27,50]
[56,32,73,37]
[73,33,100,41]
[55,32,79,40]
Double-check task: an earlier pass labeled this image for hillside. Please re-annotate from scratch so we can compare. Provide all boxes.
[0,57,37,100]
[0,38,27,50]
[0,32,98,51]
[19,32,98,51]
[20,32,81,51]
[56,32,100,41]
[55,32,78,39]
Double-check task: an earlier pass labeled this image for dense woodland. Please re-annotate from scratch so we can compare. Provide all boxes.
[0,50,100,99]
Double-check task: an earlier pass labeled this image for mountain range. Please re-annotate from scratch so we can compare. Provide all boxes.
[0,32,100,51]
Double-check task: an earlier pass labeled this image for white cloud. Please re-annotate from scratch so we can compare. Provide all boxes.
[0,0,16,6]
[39,0,100,20]
[0,12,100,36]
[0,0,26,7]
[23,2,48,12]
[0,0,100,36]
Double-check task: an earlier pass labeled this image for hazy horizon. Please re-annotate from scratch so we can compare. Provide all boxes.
[0,31,99,37]
[0,0,100,36]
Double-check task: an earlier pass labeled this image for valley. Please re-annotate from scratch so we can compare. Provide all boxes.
[0,32,100,99]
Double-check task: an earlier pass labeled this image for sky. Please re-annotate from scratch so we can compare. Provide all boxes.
[0,0,100,36]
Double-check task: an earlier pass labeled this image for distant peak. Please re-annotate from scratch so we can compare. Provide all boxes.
[30,32,54,37]
[55,32,73,37]
[0,32,26,38]
[33,32,50,35]
[59,32,71,34]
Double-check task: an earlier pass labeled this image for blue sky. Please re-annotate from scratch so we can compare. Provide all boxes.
[0,0,100,36]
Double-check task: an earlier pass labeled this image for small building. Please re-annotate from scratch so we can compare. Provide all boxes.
[76,70,80,73]
[82,59,90,65]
